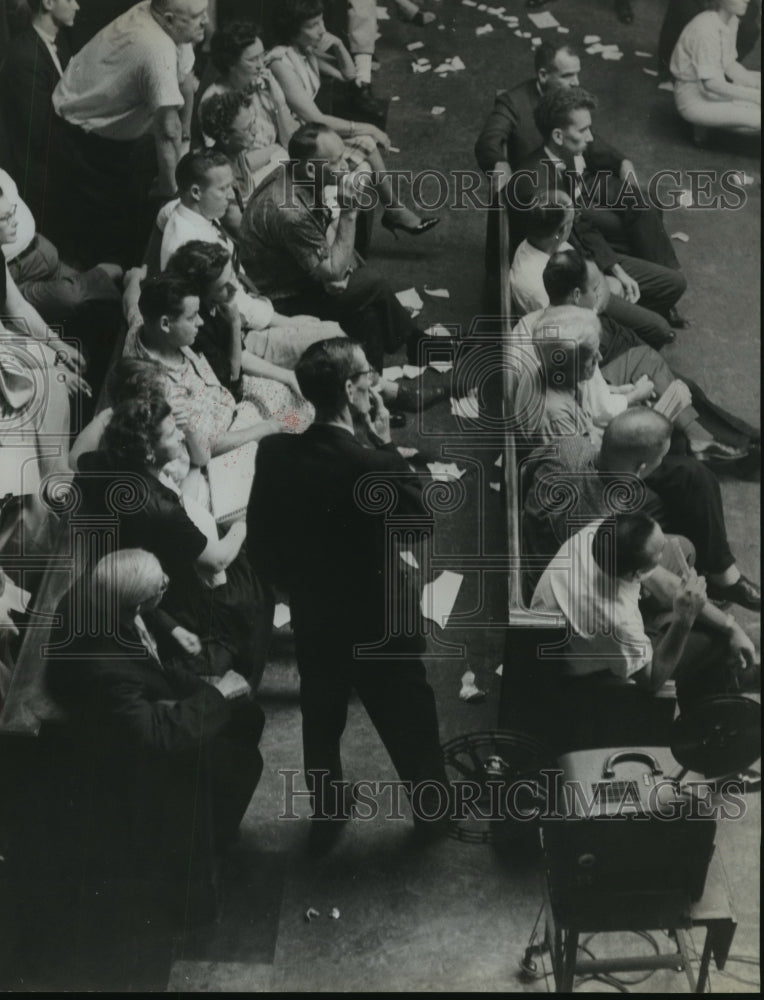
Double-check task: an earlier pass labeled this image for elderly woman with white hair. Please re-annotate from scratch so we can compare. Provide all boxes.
[47,548,265,851]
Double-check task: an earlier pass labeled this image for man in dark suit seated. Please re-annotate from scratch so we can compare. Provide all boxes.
[47,548,265,854]
[475,41,634,193]
[506,88,688,341]
[247,337,451,851]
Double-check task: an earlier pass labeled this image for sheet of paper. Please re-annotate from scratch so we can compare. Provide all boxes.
[401,364,425,378]
[635,50,652,58]
[671,231,690,243]
[425,323,452,338]
[495,663,503,677]
[383,365,404,381]
[448,56,466,70]
[421,571,463,628]
[657,81,674,92]
[388,145,401,153]
[602,51,624,61]
[407,40,425,51]
[494,453,503,467]
[396,287,424,313]
[451,391,480,419]
[376,6,390,19]
[397,446,419,459]
[399,550,420,570]
[459,670,486,702]
[424,287,450,298]
[678,190,693,208]
[428,359,454,374]
[643,67,659,77]
[412,61,431,74]
[531,37,542,46]
[557,26,569,33]
[476,23,493,35]
[527,10,560,28]
[584,34,601,44]
[427,462,466,482]
[273,603,291,628]
[431,106,446,116]
[586,43,605,54]
[462,0,477,6]
[489,482,500,492]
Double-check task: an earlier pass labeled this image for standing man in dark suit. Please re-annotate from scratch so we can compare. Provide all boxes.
[248,337,450,851]
[0,0,76,227]
[507,88,688,343]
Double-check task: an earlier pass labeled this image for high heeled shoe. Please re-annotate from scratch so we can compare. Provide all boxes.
[381,214,440,239]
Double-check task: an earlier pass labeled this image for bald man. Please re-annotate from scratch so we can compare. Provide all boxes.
[48,0,208,265]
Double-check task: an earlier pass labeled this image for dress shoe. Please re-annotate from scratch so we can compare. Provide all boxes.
[706,575,761,612]
[615,0,634,23]
[667,306,689,329]
[392,381,448,412]
[692,441,749,463]
[349,81,386,121]
[381,213,440,240]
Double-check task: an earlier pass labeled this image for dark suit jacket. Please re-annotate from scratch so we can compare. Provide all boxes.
[247,423,431,646]
[475,77,625,174]
[0,25,71,217]
[505,144,620,271]
[46,602,232,757]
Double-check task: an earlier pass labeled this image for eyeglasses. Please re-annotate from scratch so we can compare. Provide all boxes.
[0,204,17,225]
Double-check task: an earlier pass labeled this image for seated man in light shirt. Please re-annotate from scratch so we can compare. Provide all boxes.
[531,514,757,706]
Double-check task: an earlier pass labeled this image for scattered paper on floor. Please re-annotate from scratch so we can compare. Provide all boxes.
[427,461,466,482]
[274,603,291,628]
[428,359,454,374]
[643,67,659,77]
[476,23,493,35]
[424,287,450,298]
[431,106,446,116]
[397,446,419,459]
[494,453,503,467]
[396,287,424,313]
[584,34,601,44]
[407,40,425,51]
[400,550,420,569]
[459,670,486,702]
[635,50,651,57]
[527,10,559,28]
[495,664,503,676]
[421,571,463,628]
[657,81,674,92]
[425,323,452,338]
[678,190,693,208]
[451,390,480,419]
[401,364,425,378]
[489,482,500,492]
[671,232,690,243]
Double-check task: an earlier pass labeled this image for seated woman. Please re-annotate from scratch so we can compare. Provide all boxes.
[76,394,272,686]
[123,275,283,462]
[164,241,317,434]
[47,548,265,853]
[201,88,295,215]
[266,0,439,237]
[69,357,210,507]
[198,19,298,193]
[671,0,761,140]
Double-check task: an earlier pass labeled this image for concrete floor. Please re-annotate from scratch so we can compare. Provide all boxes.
[5,0,759,992]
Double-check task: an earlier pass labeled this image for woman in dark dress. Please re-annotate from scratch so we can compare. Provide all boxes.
[76,391,273,687]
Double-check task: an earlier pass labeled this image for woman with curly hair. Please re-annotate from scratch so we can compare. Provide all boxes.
[197,19,297,180]
[75,392,272,685]
[266,0,439,238]
[69,357,211,507]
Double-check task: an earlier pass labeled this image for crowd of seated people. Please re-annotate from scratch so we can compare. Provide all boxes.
[0,0,455,853]
[0,0,759,869]
[478,33,761,706]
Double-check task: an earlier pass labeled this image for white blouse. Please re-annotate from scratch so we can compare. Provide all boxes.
[670,10,739,84]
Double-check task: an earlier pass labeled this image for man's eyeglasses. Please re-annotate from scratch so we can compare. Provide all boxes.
[0,205,17,225]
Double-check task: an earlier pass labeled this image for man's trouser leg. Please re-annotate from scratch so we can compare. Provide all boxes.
[605,289,674,350]
[646,455,735,575]
[616,252,687,319]
[352,656,449,827]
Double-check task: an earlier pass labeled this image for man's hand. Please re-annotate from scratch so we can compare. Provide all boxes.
[728,622,757,671]
[627,374,656,404]
[367,387,391,443]
[612,264,641,304]
[49,339,85,372]
[491,162,513,194]
[171,626,202,655]
[673,569,707,626]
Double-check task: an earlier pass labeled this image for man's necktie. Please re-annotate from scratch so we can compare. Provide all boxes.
[212,218,241,273]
